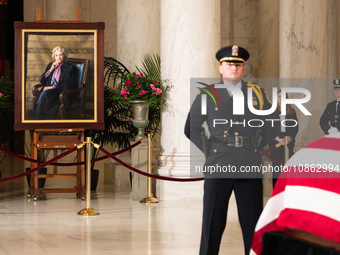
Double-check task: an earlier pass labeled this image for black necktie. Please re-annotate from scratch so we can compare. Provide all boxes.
[337,101,340,113]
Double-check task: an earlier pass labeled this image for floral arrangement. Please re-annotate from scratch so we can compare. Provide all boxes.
[117,71,172,108]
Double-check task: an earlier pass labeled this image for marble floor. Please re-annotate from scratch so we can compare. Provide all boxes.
[0,155,269,255]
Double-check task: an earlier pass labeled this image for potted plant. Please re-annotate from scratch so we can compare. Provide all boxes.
[113,54,172,139]
[84,54,172,190]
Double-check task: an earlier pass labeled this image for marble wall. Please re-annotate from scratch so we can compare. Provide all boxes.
[117,0,160,72]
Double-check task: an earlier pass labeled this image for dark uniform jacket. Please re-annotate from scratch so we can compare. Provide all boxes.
[184,80,271,178]
[320,100,340,134]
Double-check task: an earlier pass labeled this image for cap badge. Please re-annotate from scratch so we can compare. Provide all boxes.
[232,45,239,56]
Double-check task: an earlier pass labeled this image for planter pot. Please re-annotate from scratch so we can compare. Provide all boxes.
[85,169,99,191]
[130,100,150,140]
[26,167,47,189]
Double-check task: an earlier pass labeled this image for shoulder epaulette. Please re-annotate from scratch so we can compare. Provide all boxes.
[247,81,264,110]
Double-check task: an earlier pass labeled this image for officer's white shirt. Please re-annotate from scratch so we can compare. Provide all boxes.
[223,80,242,97]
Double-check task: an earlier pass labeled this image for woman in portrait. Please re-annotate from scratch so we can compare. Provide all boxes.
[33,46,77,120]
[263,90,299,188]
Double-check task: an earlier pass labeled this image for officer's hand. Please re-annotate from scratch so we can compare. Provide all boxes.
[275,136,285,145]
[328,127,339,134]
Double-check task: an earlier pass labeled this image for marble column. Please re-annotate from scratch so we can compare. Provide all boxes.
[46,0,81,21]
[116,0,160,200]
[280,0,329,145]
[328,0,340,101]
[157,0,220,200]
[258,0,279,79]
[117,0,160,72]
[221,0,259,78]
[221,0,233,47]
[232,0,259,78]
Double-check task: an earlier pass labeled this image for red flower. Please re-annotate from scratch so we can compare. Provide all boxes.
[121,88,130,99]
[137,82,142,88]
[125,80,132,86]
[139,90,148,95]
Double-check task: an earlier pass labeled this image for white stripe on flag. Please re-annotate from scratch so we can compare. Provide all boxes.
[286,148,340,172]
[285,186,340,222]
[254,191,285,231]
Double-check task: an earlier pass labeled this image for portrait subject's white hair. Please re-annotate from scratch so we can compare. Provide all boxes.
[52,46,68,59]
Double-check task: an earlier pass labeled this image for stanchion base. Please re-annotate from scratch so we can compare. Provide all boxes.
[77,207,100,216]
[139,196,159,203]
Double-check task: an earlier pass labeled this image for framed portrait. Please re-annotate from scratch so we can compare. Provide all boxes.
[14,22,105,130]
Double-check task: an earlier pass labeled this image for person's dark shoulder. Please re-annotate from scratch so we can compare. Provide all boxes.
[325,100,337,110]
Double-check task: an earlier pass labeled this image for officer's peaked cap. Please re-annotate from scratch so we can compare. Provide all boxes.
[216,45,249,64]
[333,79,340,89]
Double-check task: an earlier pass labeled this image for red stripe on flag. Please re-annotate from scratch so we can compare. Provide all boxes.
[305,137,340,151]
[277,209,340,243]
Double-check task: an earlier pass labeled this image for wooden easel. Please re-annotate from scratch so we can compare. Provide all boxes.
[26,8,88,200]
[28,129,85,200]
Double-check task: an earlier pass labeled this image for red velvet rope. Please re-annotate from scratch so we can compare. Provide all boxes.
[97,145,204,182]
[0,140,296,183]
[0,146,78,183]
[260,143,295,165]
[0,140,142,167]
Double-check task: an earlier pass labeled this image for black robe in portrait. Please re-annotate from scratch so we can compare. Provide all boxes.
[34,61,77,120]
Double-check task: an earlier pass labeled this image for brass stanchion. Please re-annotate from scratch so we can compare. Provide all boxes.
[284,136,290,164]
[140,134,159,203]
[78,137,99,215]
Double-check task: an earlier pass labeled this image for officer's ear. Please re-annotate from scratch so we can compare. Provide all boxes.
[218,62,224,75]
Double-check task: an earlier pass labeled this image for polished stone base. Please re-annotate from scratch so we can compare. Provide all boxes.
[0,154,272,255]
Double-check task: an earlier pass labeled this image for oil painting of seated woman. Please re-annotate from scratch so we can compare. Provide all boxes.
[33,46,78,120]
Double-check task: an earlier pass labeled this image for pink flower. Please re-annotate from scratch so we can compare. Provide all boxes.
[135,74,140,78]
[121,88,130,97]
[150,84,156,90]
[137,82,142,88]
[139,90,148,95]
[140,73,143,77]
[152,88,162,95]
[125,80,132,86]
[0,92,2,97]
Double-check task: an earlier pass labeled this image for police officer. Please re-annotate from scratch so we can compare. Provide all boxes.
[184,45,271,255]
[320,79,340,134]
